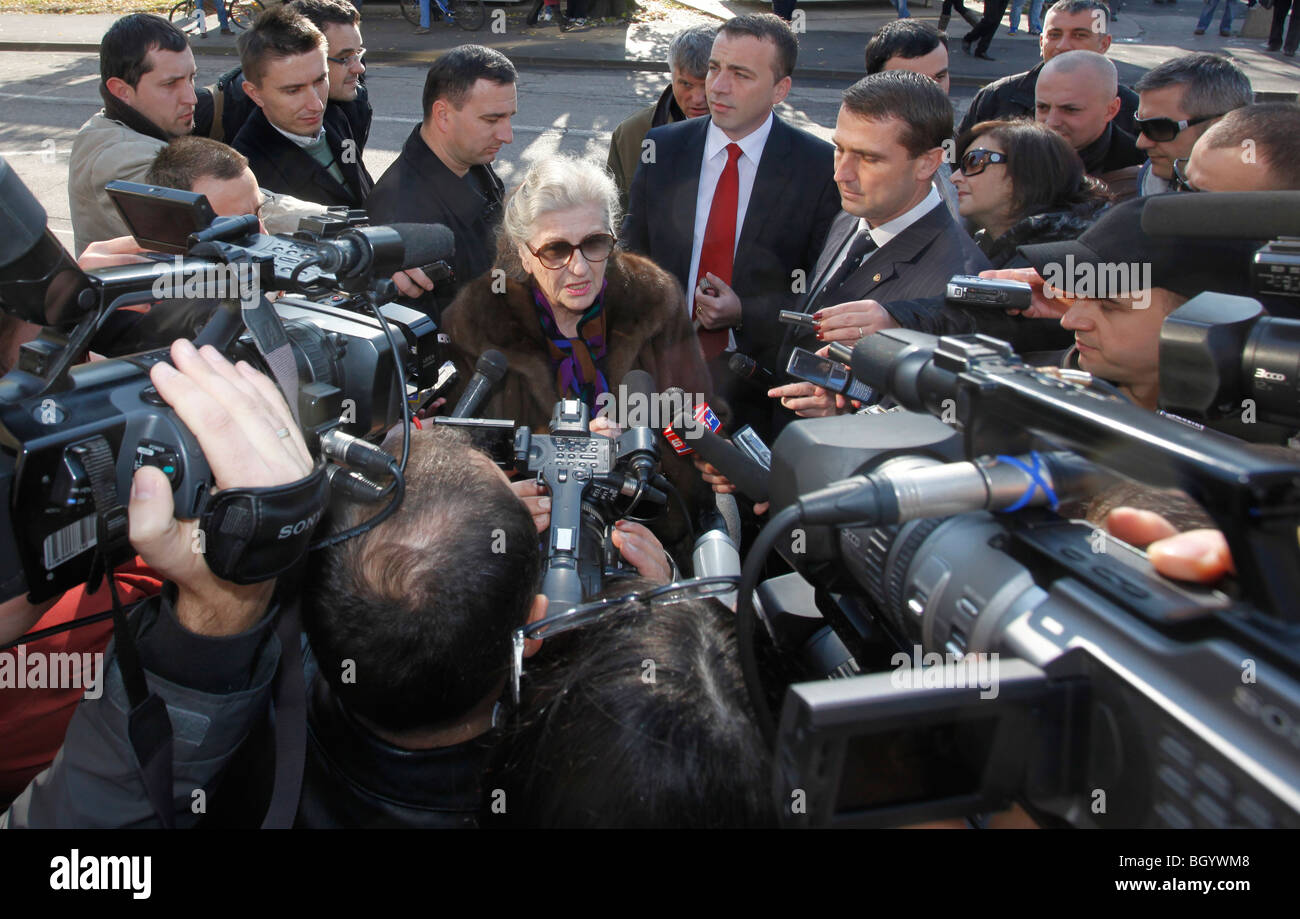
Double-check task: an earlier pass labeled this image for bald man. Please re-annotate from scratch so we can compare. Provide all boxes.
[1036,50,1144,199]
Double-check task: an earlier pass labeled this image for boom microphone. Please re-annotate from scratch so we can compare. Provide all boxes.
[619,369,659,485]
[664,386,770,503]
[1141,191,1300,239]
[452,349,509,418]
[314,223,456,279]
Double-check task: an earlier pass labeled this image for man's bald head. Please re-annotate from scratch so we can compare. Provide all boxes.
[1187,103,1300,192]
[1036,50,1121,150]
[1042,49,1118,100]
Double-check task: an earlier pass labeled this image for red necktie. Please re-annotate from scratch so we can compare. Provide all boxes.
[695,142,742,361]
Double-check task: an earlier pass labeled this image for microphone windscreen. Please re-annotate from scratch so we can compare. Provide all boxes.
[393,222,456,267]
[476,348,509,383]
[622,369,657,418]
[1141,191,1300,240]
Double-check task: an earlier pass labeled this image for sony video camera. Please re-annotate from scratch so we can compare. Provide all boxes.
[743,329,1300,829]
[0,161,450,603]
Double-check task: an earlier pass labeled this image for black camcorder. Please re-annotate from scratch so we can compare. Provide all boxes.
[442,371,673,613]
[0,161,450,602]
[744,330,1300,829]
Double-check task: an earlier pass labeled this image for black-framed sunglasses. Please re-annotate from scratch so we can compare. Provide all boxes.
[958,148,1009,177]
[1134,113,1224,143]
[509,575,740,704]
[525,232,616,270]
[1171,157,1201,193]
[326,48,366,66]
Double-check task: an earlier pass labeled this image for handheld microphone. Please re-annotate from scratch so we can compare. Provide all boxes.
[664,386,770,503]
[617,369,660,486]
[728,352,777,387]
[451,349,509,418]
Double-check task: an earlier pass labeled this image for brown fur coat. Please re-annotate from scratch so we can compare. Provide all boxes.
[441,250,716,553]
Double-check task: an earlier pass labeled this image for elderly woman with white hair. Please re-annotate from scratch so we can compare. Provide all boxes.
[441,154,715,550]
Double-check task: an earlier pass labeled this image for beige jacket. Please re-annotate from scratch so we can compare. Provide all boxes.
[69,112,167,256]
[69,111,324,255]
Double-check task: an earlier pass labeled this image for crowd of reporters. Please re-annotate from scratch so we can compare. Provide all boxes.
[0,0,1294,828]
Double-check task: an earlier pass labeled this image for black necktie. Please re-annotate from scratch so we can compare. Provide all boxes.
[813,228,877,310]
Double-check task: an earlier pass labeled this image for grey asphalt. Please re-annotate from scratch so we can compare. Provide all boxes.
[0,0,1297,92]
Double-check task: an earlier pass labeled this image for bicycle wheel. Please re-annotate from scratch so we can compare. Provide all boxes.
[452,0,487,31]
[229,0,264,30]
[400,0,422,25]
[169,0,201,34]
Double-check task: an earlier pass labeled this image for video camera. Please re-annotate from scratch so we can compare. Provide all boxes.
[1145,191,1300,433]
[743,330,1300,829]
[442,371,674,613]
[0,161,451,603]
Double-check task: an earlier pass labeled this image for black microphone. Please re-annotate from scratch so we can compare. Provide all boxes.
[728,352,776,387]
[315,223,456,280]
[451,349,509,418]
[619,369,660,485]
[664,386,770,503]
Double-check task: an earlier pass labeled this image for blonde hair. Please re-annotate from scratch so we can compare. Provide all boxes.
[498,154,621,279]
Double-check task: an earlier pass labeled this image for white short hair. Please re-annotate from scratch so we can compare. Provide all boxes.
[499,155,621,277]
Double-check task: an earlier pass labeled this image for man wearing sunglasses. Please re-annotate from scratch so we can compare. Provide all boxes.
[1132,53,1252,197]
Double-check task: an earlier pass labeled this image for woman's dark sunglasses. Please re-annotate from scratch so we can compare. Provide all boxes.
[525,233,616,270]
[958,148,1009,177]
[1135,113,1225,143]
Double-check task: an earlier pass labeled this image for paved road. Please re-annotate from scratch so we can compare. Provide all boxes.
[0,49,974,247]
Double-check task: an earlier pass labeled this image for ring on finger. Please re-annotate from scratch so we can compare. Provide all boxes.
[275,427,291,439]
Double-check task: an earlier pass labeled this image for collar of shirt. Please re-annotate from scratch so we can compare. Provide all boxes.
[860,185,943,248]
[703,111,774,165]
[271,121,326,148]
[1141,165,1173,196]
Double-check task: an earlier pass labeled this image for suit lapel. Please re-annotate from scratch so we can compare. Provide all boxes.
[803,210,857,309]
[735,114,791,258]
[833,204,951,303]
[665,120,707,285]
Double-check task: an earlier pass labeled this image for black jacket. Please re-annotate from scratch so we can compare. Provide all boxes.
[367,124,505,319]
[293,673,494,829]
[196,67,372,152]
[958,62,1140,137]
[233,105,373,209]
[620,114,841,369]
[779,201,993,365]
[1078,121,1145,176]
[871,201,1109,354]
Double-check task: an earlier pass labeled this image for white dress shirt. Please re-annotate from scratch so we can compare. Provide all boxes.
[271,122,327,148]
[817,185,943,296]
[686,112,776,320]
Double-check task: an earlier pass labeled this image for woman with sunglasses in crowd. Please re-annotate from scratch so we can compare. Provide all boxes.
[441,154,715,554]
[952,118,1110,272]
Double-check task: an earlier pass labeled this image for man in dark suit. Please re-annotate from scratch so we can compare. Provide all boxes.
[232,6,372,209]
[620,13,841,432]
[769,71,991,420]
